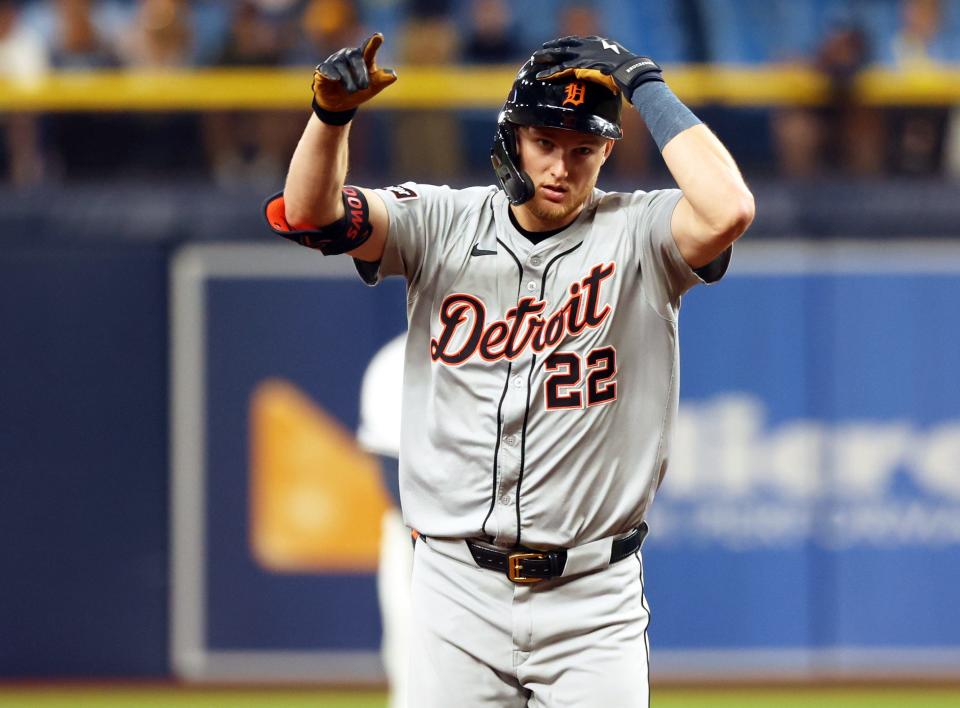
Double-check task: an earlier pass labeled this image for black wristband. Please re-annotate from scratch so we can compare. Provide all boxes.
[630,82,701,151]
[312,97,357,126]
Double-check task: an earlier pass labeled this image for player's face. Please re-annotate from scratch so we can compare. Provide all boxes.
[514,125,613,231]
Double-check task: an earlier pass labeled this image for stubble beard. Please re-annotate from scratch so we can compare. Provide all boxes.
[528,178,596,227]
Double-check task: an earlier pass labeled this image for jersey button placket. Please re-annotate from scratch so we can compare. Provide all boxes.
[495,381,524,545]
[495,268,539,546]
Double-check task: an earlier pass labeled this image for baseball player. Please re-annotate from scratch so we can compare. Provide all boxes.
[265,33,754,707]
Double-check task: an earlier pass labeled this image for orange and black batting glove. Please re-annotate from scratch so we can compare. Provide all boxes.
[532,35,662,105]
[312,33,397,125]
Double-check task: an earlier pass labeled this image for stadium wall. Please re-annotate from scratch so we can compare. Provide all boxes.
[2,237,959,680]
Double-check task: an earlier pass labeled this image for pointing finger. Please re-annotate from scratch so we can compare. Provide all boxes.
[362,32,384,67]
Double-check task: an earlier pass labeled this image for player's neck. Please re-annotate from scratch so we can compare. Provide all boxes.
[508,206,574,244]
[509,203,582,235]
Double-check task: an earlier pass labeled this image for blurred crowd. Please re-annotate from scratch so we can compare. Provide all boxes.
[1,0,960,188]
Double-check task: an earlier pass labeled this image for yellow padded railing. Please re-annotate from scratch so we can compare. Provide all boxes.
[1,65,959,111]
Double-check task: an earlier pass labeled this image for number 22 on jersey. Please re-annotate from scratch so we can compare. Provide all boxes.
[544,346,617,410]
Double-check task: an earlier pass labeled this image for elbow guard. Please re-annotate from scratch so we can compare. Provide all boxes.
[262,186,373,256]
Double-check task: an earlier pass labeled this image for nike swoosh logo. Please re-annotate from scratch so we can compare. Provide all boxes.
[471,244,497,257]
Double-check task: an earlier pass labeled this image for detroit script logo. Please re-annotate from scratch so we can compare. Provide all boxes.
[430,263,616,366]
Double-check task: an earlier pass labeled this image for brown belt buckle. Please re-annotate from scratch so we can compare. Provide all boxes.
[508,552,547,584]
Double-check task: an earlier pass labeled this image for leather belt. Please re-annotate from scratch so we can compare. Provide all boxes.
[465,522,648,584]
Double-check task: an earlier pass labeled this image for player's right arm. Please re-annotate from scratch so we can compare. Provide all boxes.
[269,34,396,263]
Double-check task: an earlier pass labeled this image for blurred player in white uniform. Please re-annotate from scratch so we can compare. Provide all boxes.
[357,333,409,708]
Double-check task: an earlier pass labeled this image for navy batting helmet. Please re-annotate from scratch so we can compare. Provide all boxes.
[491,58,623,205]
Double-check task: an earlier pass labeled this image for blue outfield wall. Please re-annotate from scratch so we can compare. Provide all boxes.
[0,244,170,676]
[648,258,960,668]
[2,240,959,677]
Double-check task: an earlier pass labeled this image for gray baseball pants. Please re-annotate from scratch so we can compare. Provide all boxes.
[408,534,651,707]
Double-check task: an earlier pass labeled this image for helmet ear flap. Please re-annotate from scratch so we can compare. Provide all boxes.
[491,121,535,206]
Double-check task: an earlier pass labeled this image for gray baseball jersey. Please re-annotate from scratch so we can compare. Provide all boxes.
[360,182,727,549]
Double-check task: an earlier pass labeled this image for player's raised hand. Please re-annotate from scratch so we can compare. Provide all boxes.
[312,33,397,116]
[532,35,662,103]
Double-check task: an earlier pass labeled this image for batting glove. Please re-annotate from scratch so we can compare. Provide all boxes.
[312,33,397,125]
[533,36,662,104]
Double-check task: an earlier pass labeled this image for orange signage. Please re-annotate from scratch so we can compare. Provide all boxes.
[249,379,390,573]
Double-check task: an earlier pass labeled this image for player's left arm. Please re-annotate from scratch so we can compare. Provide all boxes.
[534,36,755,270]
[661,125,755,270]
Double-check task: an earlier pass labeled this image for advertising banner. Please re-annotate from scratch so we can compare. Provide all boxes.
[172,242,960,681]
